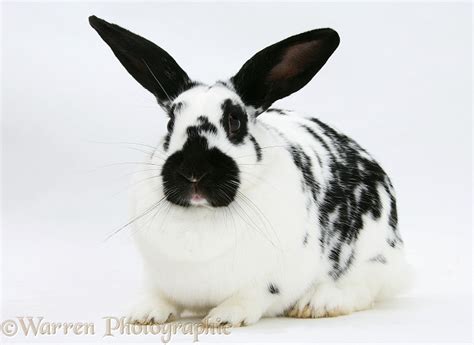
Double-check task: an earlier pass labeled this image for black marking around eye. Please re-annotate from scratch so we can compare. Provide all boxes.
[221,99,248,144]
[249,135,262,162]
[268,283,280,295]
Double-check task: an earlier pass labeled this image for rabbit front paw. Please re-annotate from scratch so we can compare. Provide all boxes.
[127,293,180,324]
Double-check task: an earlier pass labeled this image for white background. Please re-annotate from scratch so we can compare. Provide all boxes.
[1,1,472,343]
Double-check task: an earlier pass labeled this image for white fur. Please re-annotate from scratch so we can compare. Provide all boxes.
[128,84,412,326]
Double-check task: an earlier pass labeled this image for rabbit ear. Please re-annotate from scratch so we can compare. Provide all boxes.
[231,28,340,113]
[89,15,192,108]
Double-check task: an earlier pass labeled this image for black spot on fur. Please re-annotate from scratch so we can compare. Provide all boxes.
[301,124,333,155]
[163,133,171,151]
[249,135,262,161]
[170,101,184,116]
[267,108,287,115]
[288,144,320,205]
[303,233,309,246]
[388,194,398,231]
[383,182,403,248]
[186,126,199,138]
[197,116,218,134]
[268,283,280,295]
[328,246,355,279]
[221,99,248,144]
[163,102,185,151]
[186,116,218,139]
[368,254,387,264]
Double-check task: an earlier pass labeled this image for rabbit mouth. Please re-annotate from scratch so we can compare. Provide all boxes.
[190,192,208,206]
[162,171,239,208]
[188,184,209,206]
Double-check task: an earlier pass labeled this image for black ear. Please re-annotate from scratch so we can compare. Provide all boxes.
[89,15,192,108]
[231,28,340,113]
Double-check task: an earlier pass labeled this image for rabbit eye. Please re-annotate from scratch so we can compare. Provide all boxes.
[167,118,174,132]
[229,115,241,133]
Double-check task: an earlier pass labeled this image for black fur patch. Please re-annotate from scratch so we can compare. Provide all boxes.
[288,144,320,204]
[268,283,280,295]
[383,182,403,248]
[249,135,262,162]
[304,118,400,279]
[170,101,184,116]
[220,99,248,144]
[197,116,218,134]
[267,108,287,115]
[328,247,355,279]
[163,102,185,151]
[163,133,171,151]
[301,124,333,155]
[186,116,218,139]
[161,135,240,207]
[267,117,401,280]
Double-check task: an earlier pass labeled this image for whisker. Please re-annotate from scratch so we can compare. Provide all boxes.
[215,181,277,248]
[236,189,281,248]
[94,162,165,170]
[86,140,157,150]
[103,195,167,242]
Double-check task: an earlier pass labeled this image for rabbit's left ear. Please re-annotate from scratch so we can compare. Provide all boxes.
[231,28,340,113]
[89,15,192,108]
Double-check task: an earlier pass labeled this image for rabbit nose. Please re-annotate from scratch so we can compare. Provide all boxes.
[177,169,208,183]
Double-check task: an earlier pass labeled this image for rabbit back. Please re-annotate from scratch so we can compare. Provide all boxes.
[258,109,404,280]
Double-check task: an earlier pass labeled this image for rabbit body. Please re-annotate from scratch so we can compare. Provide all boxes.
[129,85,410,325]
[89,16,411,326]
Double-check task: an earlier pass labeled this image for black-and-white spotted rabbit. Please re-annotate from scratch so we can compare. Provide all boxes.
[90,15,411,326]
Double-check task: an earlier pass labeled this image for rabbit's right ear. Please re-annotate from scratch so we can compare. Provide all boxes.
[231,28,340,114]
[89,16,192,108]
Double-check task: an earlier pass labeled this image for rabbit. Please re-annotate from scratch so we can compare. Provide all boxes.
[89,15,412,326]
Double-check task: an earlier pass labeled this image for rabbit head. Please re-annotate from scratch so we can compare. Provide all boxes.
[89,15,339,207]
